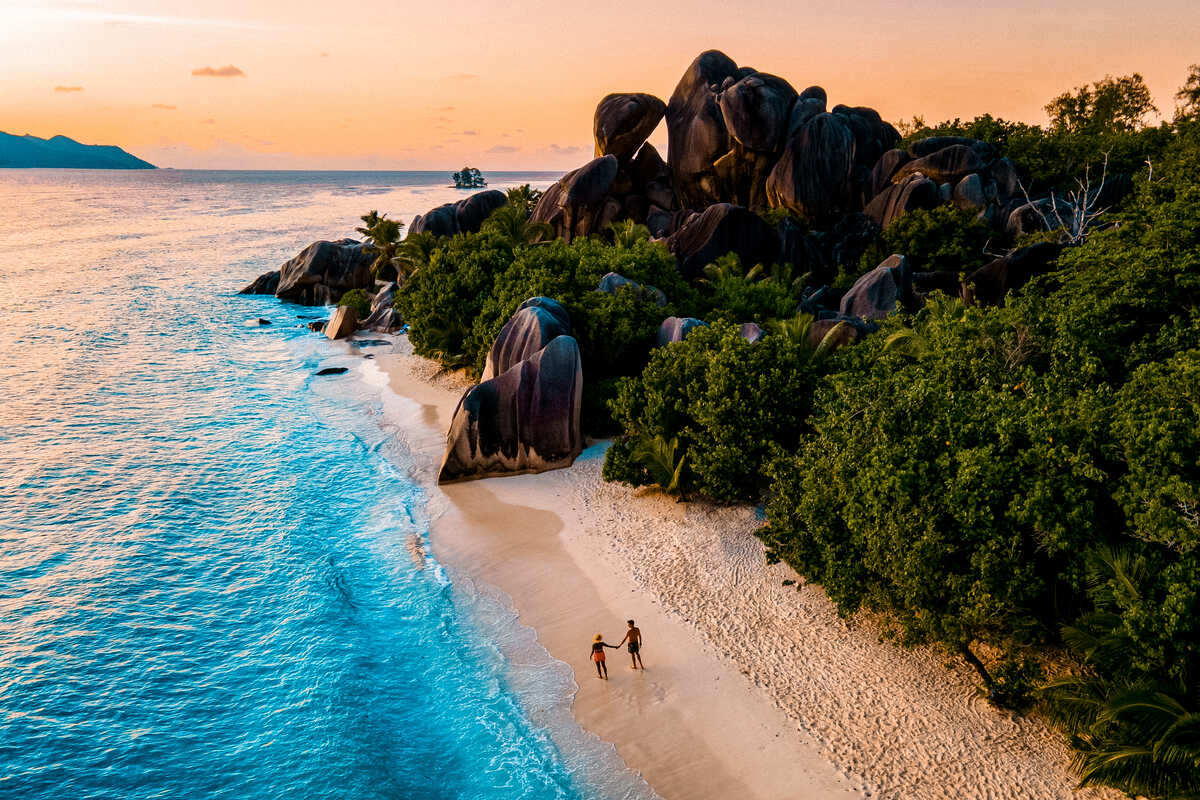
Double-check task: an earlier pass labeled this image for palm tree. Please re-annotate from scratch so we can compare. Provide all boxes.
[631,435,686,496]
[608,219,651,248]
[1041,546,1200,798]
[762,260,810,296]
[392,232,438,279]
[883,328,929,359]
[481,201,553,246]
[768,313,848,362]
[699,253,765,286]
[419,317,474,370]
[357,210,405,280]
[505,184,542,216]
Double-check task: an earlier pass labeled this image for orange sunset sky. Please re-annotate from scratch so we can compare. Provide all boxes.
[2,0,1197,170]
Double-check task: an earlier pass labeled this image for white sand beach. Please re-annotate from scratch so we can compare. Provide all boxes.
[371,335,1115,800]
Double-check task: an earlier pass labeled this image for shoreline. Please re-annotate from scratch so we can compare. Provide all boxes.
[368,334,1113,800]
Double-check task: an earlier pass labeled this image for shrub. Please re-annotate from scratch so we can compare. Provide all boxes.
[395,232,514,366]
[336,288,372,319]
[606,323,820,503]
[759,298,1110,682]
[854,205,991,281]
[701,276,798,323]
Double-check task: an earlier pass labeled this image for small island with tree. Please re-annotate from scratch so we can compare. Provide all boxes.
[452,167,486,188]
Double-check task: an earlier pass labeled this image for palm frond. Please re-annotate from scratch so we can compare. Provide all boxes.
[631,435,686,495]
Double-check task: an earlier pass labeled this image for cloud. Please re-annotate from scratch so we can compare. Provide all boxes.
[547,144,585,156]
[447,73,479,81]
[191,65,245,78]
[319,51,330,58]
[434,105,455,112]
[151,103,177,110]
[54,85,84,93]
[201,118,215,124]
[459,130,477,136]
[487,145,519,154]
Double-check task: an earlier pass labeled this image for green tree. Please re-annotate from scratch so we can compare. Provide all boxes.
[608,219,652,248]
[392,231,439,279]
[394,231,514,366]
[1046,74,1158,134]
[452,167,486,188]
[606,323,822,503]
[1042,547,1200,798]
[760,297,1110,693]
[480,200,553,246]
[854,205,990,282]
[356,210,405,280]
[1177,64,1200,119]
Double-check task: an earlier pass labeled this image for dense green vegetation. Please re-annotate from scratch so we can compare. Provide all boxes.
[647,76,1194,798]
[603,322,826,503]
[451,166,486,188]
[391,190,699,431]
[336,288,372,319]
[375,70,1199,797]
[852,205,991,283]
[900,72,1175,195]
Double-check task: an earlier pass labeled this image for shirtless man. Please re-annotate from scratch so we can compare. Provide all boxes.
[616,619,644,670]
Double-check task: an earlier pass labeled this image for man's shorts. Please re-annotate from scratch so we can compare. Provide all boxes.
[628,641,639,654]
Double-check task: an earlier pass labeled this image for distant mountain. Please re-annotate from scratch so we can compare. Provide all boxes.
[0,132,155,169]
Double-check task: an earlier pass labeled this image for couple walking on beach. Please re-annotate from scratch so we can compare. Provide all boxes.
[590,620,643,679]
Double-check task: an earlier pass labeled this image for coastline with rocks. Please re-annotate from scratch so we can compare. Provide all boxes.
[234,48,1199,800]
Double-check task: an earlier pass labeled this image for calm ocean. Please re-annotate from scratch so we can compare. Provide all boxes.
[0,170,654,800]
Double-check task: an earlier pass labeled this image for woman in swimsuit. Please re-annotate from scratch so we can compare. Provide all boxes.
[591,634,617,679]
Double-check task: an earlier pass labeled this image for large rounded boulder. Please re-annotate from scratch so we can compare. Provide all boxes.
[438,334,583,484]
[892,144,990,187]
[656,316,708,346]
[594,93,666,162]
[665,50,742,208]
[718,73,798,154]
[362,282,404,333]
[863,174,940,228]
[240,270,280,295]
[531,155,620,242]
[833,105,898,176]
[666,203,780,280]
[630,143,675,210]
[274,239,376,306]
[481,297,572,380]
[765,113,857,222]
[409,189,507,237]
[964,242,1061,306]
[839,254,913,320]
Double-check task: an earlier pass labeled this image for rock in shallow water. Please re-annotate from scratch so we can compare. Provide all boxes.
[240,270,280,295]
[315,367,349,376]
[275,239,375,306]
[325,306,357,340]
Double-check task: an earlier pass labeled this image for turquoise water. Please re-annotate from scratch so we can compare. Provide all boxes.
[0,170,651,800]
